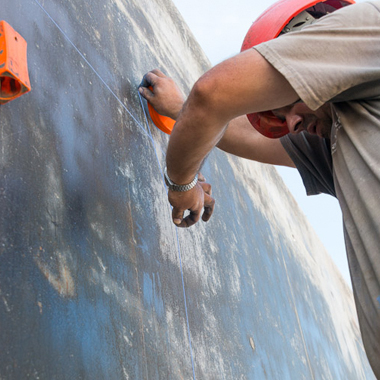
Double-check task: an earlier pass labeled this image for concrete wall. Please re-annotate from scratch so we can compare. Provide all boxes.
[0,0,375,379]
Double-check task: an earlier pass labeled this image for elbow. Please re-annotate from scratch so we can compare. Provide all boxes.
[187,69,237,124]
[188,73,219,113]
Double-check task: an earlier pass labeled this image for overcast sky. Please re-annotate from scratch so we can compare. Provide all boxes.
[171,0,355,286]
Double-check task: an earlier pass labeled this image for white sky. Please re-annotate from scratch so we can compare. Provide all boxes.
[171,0,357,286]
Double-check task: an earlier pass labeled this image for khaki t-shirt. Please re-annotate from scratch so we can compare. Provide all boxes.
[255,1,380,376]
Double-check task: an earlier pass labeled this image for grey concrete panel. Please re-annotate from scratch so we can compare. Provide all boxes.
[0,0,376,379]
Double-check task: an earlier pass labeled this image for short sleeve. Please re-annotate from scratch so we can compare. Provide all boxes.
[255,1,380,110]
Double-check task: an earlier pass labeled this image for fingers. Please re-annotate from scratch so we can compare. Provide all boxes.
[139,69,164,87]
[172,207,202,228]
[139,70,185,119]
[202,192,215,222]
[170,178,215,228]
[199,180,212,196]
[198,178,214,222]
[172,194,215,227]
[138,72,158,101]
[138,85,153,101]
[183,209,202,227]
[139,69,166,92]
[138,70,168,108]
[151,69,165,78]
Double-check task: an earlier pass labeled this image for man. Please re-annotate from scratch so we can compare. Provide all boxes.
[139,0,380,376]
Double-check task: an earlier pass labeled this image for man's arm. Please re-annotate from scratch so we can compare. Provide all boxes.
[217,115,295,167]
[166,49,298,186]
[165,49,298,226]
[139,68,295,168]
[140,51,298,227]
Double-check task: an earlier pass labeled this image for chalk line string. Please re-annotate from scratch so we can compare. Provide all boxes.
[138,93,197,380]
[34,0,153,144]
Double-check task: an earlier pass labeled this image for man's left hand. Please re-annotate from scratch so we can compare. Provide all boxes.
[168,173,215,228]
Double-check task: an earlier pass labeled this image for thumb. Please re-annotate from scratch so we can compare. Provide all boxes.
[172,207,184,226]
[138,86,154,102]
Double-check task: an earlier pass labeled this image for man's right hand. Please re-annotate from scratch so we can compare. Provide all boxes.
[139,69,185,120]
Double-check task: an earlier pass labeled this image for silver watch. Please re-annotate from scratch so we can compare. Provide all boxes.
[164,167,198,192]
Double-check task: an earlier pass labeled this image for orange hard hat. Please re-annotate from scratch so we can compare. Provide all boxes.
[241,0,355,138]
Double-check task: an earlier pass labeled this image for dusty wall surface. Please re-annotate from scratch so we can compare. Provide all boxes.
[0,0,376,379]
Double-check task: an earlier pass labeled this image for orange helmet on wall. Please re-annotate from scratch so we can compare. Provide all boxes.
[241,0,355,138]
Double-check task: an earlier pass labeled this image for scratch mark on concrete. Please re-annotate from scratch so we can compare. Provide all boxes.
[249,336,255,353]
[32,145,40,157]
[0,288,11,312]
[35,252,76,298]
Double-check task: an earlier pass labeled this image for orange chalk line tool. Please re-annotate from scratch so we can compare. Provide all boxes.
[147,86,175,135]
[0,20,31,104]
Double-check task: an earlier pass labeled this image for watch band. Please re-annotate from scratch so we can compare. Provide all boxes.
[164,167,198,192]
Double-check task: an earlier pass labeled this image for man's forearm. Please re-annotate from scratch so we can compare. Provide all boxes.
[166,80,229,184]
[216,115,295,167]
